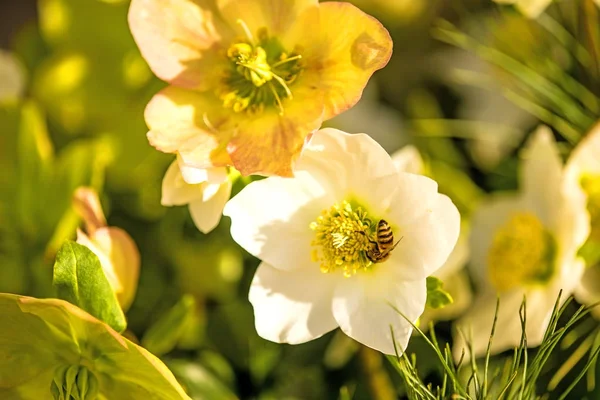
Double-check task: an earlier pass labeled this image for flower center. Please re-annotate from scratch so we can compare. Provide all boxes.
[220,21,304,116]
[581,175,600,243]
[487,212,556,292]
[310,200,382,278]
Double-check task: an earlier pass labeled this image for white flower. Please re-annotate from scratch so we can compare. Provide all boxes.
[73,187,140,311]
[161,156,232,234]
[224,128,460,355]
[564,122,600,318]
[454,126,590,359]
[0,50,26,102]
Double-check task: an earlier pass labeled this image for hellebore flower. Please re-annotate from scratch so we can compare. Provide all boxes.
[454,127,590,358]
[224,128,460,354]
[0,293,191,399]
[390,146,472,325]
[161,156,233,234]
[564,122,600,318]
[129,0,392,176]
[73,187,140,311]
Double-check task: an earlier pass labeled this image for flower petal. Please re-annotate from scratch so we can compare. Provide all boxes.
[575,264,600,319]
[297,128,399,200]
[566,122,600,176]
[249,261,339,344]
[520,126,563,229]
[188,180,232,234]
[332,273,426,355]
[161,160,204,206]
[128,0,230,89]
[145,86,232,168]
[178,156,228,185]
[385,175,461,281]
[216,0,317,38]
[391,145,424,174]
[313,2,392,120]
[226,74,324,177]
[224,170,333,271]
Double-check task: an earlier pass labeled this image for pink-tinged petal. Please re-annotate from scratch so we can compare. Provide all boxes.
[312,2,392,120]
[72,187,107,234]
[249,262,339,344]
[217,0,317,38]
[128,0,231,89]
[226,73,324,177]
[145,86,233,168]
[188,180,232,233]
[332,272,426,355]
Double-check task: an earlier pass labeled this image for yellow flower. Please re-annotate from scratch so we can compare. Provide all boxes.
[128,0,392,176]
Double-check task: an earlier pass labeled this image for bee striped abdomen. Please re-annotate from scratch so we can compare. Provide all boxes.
[376,220,394,249]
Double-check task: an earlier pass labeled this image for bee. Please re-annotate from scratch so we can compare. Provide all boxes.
[362,219,403,263]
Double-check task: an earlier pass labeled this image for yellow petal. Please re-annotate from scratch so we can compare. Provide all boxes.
[128,0,231,89]
[226,72,324,177]
[145,86,233,168]
[217,0,317,38]
[313,2,392,120]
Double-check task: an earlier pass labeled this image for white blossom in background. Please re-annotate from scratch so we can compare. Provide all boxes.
[161,156,232,234]
[0,50,26,102]
[454,126,590,359]
[564,122,600,318]
[224,128,460,355]
[391,146,472,325]
[493,0,552,18]
[73,187,140,311]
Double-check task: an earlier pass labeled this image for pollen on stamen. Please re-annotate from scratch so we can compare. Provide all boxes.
[310,200,377,277]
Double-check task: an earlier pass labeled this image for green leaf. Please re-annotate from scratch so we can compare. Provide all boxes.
[167,360,238,400]
[0,293,191,399]
[578,240,600,267]
[142,294,198,356]
[425,276,453,310]
[52,240,126,332]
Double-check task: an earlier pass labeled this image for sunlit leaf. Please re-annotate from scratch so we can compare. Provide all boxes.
[53,240,126,332]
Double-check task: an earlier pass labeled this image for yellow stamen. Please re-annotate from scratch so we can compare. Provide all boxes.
[487,212,555,292]
[310,200,378,278]
[581,174,600,242]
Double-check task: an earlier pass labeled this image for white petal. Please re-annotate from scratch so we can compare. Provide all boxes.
[435,227,470,279]
[391,145,424,174]
[454,285,565,359]
[385,175,461,281]
[161,160,204,206]
[566,122,600,176]
[575,264,600,319]
[249,262,339,344]
[189,180,232,234]
[332,272,426,355]
[520,126,563,229]
[223,171,333,271]
[177,155,228,185]
[298,128,399,200]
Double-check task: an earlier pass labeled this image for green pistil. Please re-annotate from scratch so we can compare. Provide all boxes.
[220,26,304,115]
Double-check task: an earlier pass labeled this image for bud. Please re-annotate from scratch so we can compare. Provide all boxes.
[73,187,140,311]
